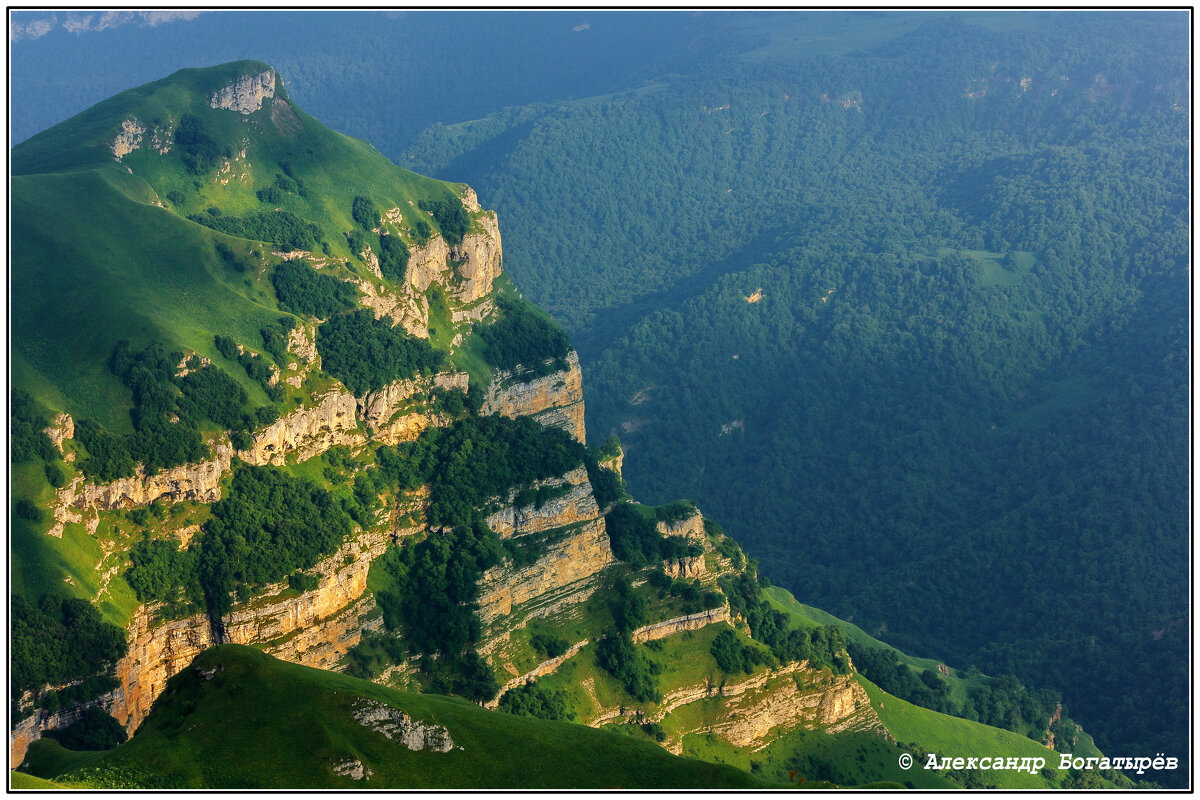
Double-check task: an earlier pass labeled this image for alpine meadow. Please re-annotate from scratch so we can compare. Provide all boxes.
[8,9,1190,790]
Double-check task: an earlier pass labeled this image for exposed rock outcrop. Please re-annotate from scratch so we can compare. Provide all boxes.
[43,413,74,455]
[656,510,705,541]
[55,442,232,519]
[210,68,276,114]
[237,389,362,465]
[351,699,454,752]
[630,606,729,644]
[476,516,614,626]
[111,118,145,159]
[485,467,596,538]
[450,211,502,304]
[482,351,586,443]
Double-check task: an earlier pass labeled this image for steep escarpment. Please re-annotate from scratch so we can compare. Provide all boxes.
[483,350,586,442]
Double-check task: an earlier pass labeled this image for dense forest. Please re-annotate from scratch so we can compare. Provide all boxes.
[403,14,1189,782]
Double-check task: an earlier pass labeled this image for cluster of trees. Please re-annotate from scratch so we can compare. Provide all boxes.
[476,295,570,377]
[351,195,380,230]
[190,209,322,251]
[11,595,128,720]
[271,260,357,319]
[75,341,271,482]
[417,197,470,245]
[595,631,661,703]
[709,629,770,675]
[11,389,56,464]
[257,172,308,205]
[211,336,283,403]
[375,415,585,528]
[342,632,408,680]
[530,632,569,659]
[376,233,410,282]
[721,572,849,673]
[497,680,574,721]
[604,503,702,569]
[123,464,354,617]
[173,113,223,175]
[372,520,503,702]
[43,707,127,751]
[644,569,723,616]
[316,310,443,396]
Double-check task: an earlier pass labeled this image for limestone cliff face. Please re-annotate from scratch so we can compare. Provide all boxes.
[209,69,276,114]
[54,443,232,526]
[43,413,74,457]
[647,662,880,753]
[237,389,362,465]
[450,211,503,305]
[630,607,729,644]
[482,350,586,443]
[484,467,596,538]
[476,517,614,626]
[657,510,705,541]
[13,524,400,768]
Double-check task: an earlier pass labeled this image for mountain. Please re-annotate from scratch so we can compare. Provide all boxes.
[10,61,1133,790]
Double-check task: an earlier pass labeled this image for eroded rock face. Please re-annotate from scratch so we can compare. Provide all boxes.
[111,118,146,159]
[656,510,704,541]
[43,413,74,455]
[450,211,502,305]
[630,607,728,644]
[351,699,454,752]
[485,467,595,538]
[209,69,276,114]
[476,516,614,625]
[56,442,233,518]
[238,389,362,465]
[482,351,586,443]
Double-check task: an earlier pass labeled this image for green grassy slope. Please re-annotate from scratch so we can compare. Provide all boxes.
[11,60,469,422]
[22,646,774,789]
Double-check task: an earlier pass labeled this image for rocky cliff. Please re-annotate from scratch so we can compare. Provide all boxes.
[482,350,586,443]
[209,68,276,114]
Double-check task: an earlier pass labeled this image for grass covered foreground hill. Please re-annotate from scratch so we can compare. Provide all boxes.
[17,645,774,789]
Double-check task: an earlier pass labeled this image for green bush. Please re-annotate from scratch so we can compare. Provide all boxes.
[530,632,569,659]
[595,631,661,703]
[15,499,43,522]
[352,195,381,231]
[11,389,56,464]
[11,595,127,708]
[174,114,222,174]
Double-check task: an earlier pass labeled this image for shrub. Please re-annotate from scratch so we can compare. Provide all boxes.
[530,632,570,659]
[498,681,574,720]
[15,499,43,522]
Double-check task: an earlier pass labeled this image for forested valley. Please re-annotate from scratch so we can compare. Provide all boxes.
[402,14,1190,780]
